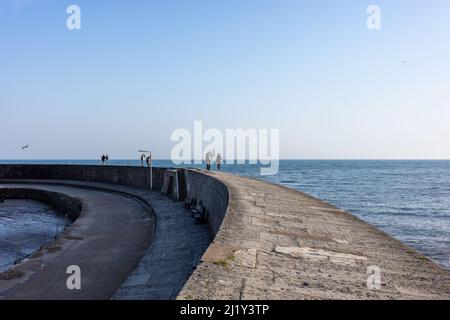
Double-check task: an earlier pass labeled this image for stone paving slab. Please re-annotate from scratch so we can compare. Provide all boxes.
[113,191,211,300]
[178,172,450,300]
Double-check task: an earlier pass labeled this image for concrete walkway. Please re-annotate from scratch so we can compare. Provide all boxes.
[0,183,153,300]
[179,172,450,300]
[0,180,211,300]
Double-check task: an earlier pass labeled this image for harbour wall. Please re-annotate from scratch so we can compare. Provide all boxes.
[2,164,450,300]
[0,165,166,190]
[0,165,230,236]
[0,188,82,220]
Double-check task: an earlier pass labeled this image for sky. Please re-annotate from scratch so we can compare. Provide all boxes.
[1,0,449,160]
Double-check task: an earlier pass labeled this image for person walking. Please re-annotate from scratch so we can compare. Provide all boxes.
[101,154,106,165]
[105,155,109,165]
[140,154,145,167]
[146,155,152,167]
[216,153,223,170]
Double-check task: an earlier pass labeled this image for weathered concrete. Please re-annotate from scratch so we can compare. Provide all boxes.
[178,171,450,300]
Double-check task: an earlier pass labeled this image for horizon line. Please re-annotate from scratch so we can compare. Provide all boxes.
[1,159,450,162]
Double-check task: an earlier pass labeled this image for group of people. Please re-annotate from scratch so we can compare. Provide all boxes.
[101,154,110,165]
[205,151,222,171]
[100,152,222,171]
[140,154,152,167]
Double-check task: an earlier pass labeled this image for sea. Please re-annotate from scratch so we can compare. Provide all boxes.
[1,160,449,270]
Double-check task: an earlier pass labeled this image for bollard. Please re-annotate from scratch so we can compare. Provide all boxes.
[42,231,48,248]
[15,243,22,263]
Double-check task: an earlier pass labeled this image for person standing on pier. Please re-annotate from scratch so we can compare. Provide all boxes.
[216,153,222,170]
[105,155,109,165]
[205,151,212,171]
[101,154,106,165]
[140,154,145,167]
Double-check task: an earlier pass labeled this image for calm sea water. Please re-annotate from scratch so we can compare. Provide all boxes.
[1,160,449,269]
[0,199,72,272]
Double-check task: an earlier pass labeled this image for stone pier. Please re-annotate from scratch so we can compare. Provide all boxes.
[0,165,449,300]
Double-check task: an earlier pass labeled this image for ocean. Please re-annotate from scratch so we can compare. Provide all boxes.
[1,160,449,270]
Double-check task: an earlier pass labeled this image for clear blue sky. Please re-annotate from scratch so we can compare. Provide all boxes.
[1,0,449,159]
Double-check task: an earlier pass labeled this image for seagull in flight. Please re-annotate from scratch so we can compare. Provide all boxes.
[20,144,29,150]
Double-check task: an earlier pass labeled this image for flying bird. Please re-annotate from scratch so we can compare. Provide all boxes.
[20,144,29,150]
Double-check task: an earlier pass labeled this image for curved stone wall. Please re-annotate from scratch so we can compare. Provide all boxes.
[178,172,450,300]
[0,165,225,300]
[0,165,166,190]
[184,170,230,236]
[0,165,230,237]
[2,164,450,300]
[1,188,82,220]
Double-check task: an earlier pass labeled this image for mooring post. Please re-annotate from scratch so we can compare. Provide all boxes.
[16,243,22,263]
[43,231,47,248]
